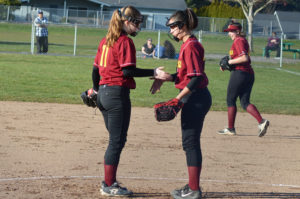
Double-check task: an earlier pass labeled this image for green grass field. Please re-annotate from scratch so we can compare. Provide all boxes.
[1,22,300,59]
[1,53,299,115]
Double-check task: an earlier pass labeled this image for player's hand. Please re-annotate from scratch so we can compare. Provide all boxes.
[87,88,98,98]
[150,79,164,94]
[81,88,98,108]
[154,67,171,80]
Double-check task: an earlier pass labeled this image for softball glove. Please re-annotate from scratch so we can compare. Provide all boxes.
[81,88,97,108]
[154,98,183,122]
[219,56,234,71]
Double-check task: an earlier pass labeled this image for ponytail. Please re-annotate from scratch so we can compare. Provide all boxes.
[106,9,123,48]
[106,6,142,47]
[185,8,198,30]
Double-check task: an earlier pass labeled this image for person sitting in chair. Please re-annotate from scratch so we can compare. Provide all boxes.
[265,32,280,58]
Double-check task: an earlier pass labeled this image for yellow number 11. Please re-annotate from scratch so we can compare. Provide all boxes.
[100,45,109,67]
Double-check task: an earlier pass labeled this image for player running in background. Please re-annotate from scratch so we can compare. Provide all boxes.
[151,8,212,199]
[90,5,168,197]
[218,21,270,137]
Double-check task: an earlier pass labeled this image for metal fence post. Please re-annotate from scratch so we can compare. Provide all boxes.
[64,0,67,17]
[280,33,283,68]
[157,30,161,59]
[270,21,273,36]
[96,11,99,27]
[241,19,244,30]
[198,30,202,43]
[31,19,35,54]
[66,9,68,23]
[74,24,77,56]
[274,11,283,68]
[7,6,10,21]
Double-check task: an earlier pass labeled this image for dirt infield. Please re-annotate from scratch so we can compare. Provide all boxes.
[1,101,300,199]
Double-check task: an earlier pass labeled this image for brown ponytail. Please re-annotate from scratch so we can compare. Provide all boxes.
[185,8,198,30]
[168,8,198,31]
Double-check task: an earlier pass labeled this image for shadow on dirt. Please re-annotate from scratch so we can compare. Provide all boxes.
[203,191,300,198]
[130,192,170,198]
[130,192,300,198]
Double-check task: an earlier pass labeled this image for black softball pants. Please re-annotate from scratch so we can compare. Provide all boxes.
[181,87,212,167]
[97,85,131,166]
[227,70,254,110]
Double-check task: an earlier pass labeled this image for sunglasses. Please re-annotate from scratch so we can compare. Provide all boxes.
[166,19,184,29]
[169,24,178,29]
[128,16,144,27]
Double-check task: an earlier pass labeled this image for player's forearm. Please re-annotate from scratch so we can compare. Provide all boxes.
[175,76,201,99]
[176,87,191,100]
[92,66,100,91]
[228,54,249,65]
[167,73,177,82]
[122,66,154,77]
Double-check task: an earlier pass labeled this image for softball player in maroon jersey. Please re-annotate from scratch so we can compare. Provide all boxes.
[218,21,270,136]
[90,6,167,197]
[151,8,211,199]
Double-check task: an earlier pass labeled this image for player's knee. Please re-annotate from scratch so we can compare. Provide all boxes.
[227,99,236,107]
[119,140,126,150]
[108,140,126,154]
[240,101,249,110]
[183,142,200,152]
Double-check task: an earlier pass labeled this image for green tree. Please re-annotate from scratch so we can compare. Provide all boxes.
[196,0,244,19]
[0,0,20,5]
[185,0,210,8]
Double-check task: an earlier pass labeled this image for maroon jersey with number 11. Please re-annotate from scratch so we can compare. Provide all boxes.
[94,34,137,89]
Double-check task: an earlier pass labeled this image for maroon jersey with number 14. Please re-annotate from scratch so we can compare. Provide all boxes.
[94,34,137,89]
[230,36,254,74]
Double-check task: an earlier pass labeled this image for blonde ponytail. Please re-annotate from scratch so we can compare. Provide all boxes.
[106,9,123,48]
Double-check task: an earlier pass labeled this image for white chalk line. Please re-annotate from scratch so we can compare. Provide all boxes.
[0,175,299,189]
[275,68,300,76]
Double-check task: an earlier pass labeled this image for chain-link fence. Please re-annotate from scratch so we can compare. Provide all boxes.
[2,4,300,39]
[0,21,184,58]
[1,5,300,60]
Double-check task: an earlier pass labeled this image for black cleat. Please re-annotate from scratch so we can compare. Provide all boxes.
[170,184,202,199]
[100,181,133,197]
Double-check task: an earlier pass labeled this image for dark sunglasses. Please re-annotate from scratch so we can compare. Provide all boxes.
[128,16,144,27]
[166,19,184,29]
[169,24,178,29]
